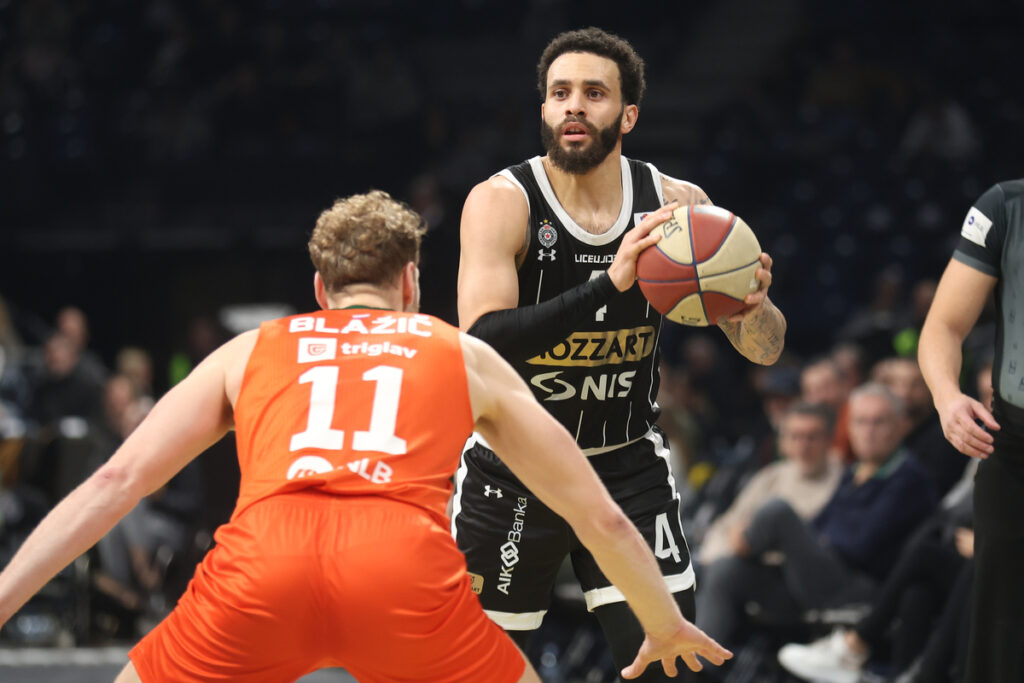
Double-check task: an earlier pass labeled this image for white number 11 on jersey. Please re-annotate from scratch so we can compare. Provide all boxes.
[289,364,407,455]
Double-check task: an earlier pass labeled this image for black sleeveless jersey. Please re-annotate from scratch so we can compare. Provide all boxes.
[497,155,666,451]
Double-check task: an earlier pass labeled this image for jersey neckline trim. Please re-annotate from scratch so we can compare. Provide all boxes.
[527,155,634,246]
[333,305,395,311]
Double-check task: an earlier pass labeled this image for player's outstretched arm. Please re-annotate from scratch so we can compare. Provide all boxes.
[460,333,732,675]
[0,331,256,627]
[919,259,999,458]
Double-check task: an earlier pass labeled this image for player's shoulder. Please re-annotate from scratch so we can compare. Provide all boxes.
[461,172,531,247]
[466,171,529,208]
[657,172,711,206]
[966,179,1024,231]
[990,178,1024,202]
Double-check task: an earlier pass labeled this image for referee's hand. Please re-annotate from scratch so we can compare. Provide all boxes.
[938,391,999,459]
[621,620,732,678]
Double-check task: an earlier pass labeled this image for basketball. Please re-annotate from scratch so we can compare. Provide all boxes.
[636,205,762,326]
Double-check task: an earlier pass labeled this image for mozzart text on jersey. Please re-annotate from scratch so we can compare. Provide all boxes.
[525,325,656,367]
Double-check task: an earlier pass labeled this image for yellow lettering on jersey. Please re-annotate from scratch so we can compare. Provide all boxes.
[525,326,657,367]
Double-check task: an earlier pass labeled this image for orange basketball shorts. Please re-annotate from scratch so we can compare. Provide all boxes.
[129,492,525,682]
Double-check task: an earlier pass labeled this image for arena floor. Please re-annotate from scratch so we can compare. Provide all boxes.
[0,646,357,682]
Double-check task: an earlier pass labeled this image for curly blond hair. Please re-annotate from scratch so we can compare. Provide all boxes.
[309,190,426,293]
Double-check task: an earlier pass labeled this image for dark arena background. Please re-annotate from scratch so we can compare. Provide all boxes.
[0,0,1021,681]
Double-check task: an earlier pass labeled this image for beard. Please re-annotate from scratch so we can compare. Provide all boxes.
[541,112,622,175]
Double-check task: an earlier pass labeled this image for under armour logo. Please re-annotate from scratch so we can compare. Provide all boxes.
[484,485,503,498]
[537,248,556,261]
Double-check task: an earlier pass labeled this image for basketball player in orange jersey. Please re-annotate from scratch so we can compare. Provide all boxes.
[453,27,786,680]
[0,191,730,682]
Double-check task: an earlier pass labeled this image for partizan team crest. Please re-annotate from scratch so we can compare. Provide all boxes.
[538,220,558,248]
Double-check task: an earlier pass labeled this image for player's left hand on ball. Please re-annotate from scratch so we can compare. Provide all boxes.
[607,201,677,292]
[725,252,773,322]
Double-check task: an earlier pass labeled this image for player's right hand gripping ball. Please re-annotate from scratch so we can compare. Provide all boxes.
[636,205,761,326]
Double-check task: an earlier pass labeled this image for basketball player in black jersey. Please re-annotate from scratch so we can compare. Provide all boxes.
[451,27,786,680]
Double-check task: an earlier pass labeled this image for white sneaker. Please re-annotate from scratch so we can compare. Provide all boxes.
[777,629,868,683]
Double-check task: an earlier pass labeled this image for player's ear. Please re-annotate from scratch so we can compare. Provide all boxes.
[401,261,419,312]
[314,272,329,310]
[621,104,638,134]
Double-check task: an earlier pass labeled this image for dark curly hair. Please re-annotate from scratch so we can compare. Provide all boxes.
[537,27,646,106]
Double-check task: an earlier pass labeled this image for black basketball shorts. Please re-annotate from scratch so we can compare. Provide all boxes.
[450,427,694,630]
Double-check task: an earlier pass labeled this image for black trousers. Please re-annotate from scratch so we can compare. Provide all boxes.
[913,558,973,683]
[966,452,1024,682]
[855,515,966,671]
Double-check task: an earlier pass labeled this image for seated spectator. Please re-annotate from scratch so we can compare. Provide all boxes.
[778,472,973,682]
[95,458,203,622]
[54,306,108,387]
[115,346,156,404]
[873,356,965,495]
[830,342,868,398]
[776,360,992,683]
[25,332,104,428]
[681,365,804,542]
[696,383,937,655]
[801,356,852,463]
[697,402,842,568]
[0,295,29,420]
[747,363,805,468]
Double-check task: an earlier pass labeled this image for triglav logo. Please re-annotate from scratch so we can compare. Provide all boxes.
[297,337,337,364]
[497,496,528,595]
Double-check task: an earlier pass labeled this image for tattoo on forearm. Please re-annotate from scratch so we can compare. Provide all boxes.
[721,301,786,364]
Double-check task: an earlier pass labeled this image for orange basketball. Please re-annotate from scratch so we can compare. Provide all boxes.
[636,205,761,326]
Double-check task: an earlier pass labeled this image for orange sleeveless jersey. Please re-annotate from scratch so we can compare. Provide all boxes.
[232,309,474,521]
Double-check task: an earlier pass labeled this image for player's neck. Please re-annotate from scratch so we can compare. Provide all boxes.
[326,285,403,312]
[541,152,623,226]
[544,152,622,214]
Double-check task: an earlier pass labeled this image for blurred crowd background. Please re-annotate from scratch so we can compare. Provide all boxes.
[0,0,1021,680]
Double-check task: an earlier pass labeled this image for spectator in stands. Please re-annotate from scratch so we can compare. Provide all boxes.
[54,306,107,387]
[115,347,155,403]
[695,383,937,653]
[778,494,974,683]
[697,401,841,568]
[836,264,908,366]
[873,356,965,495]
[95,457,203,628]
[777,361,993,683]
[26,332,104,428]
[0,296,27,415]
[681,364,803,546]
[93,374,149,456]
[94,376,202,628]
[830,342,868,399]
[892,278,938,358]
[801,356,852,463]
